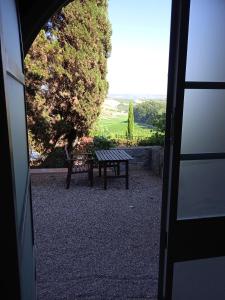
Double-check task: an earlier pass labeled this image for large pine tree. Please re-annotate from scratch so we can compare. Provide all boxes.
[25,0,111,153]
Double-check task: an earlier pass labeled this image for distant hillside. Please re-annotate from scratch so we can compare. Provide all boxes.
[91,97,160,138]
[108,93,166,101]
[102,96,166,114]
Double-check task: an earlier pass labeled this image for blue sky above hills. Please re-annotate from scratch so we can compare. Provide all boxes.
[107,0,172,96]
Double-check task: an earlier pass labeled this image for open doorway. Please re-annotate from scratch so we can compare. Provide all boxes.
[27,0,171,298]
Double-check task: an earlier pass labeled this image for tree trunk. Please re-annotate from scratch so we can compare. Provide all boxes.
[66,128,78,153]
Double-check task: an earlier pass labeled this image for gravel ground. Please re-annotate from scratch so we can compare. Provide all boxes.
[31,169,162,300]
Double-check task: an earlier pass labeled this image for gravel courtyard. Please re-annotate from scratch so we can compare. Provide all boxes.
[31,169,162,300]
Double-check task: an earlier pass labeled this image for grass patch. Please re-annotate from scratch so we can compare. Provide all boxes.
[91,114,152,138]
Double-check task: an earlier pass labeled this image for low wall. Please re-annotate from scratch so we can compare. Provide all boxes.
[151,146,164,177]
[30,146,164,178]
[114,146,164,177]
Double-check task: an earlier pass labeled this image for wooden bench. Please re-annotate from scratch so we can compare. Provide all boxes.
[65,146,93,189]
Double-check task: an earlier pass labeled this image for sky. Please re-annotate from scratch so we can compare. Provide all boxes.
[107,0,172,96]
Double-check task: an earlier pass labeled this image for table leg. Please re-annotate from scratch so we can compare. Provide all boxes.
[125,161,129,189]
[66,164,72,189]
[89,160,93,187]
[99,162,102,177]
[104,162,107,190]
[117,162,120,176]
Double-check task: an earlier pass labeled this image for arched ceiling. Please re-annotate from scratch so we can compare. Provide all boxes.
[18,0,72,54]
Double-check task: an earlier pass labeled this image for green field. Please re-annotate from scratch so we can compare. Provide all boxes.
[91,114,152,138]
[89,97,166,141]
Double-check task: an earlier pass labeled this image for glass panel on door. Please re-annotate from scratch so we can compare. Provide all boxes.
[178,159,225,219]
[181,89,225,154]
[172,256,225,300]
[186,0,225,82]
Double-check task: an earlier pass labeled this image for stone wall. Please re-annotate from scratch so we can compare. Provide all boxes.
[151,146,164,177]
[114,146,164,177]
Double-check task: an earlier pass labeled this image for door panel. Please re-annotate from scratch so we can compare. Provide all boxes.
[186,0,225,82]
[6,75,29,225]
[178,159,225,219]
[172,257,225,300]
[20,192,36,300]
[0,0,36,299]
[181,89,225,154]
[159,0,225,299]
[0,0,23,73]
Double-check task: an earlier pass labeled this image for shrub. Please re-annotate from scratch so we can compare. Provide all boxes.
[75,136,94,153]
[93,136,116,150]
[39,147,67,168]
[137,132,165,146]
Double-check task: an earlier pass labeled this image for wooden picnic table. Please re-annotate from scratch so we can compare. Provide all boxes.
[95,149,133,190]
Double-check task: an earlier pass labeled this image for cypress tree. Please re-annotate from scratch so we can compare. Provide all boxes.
[127,101,134,139]
[25,0,111,153]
